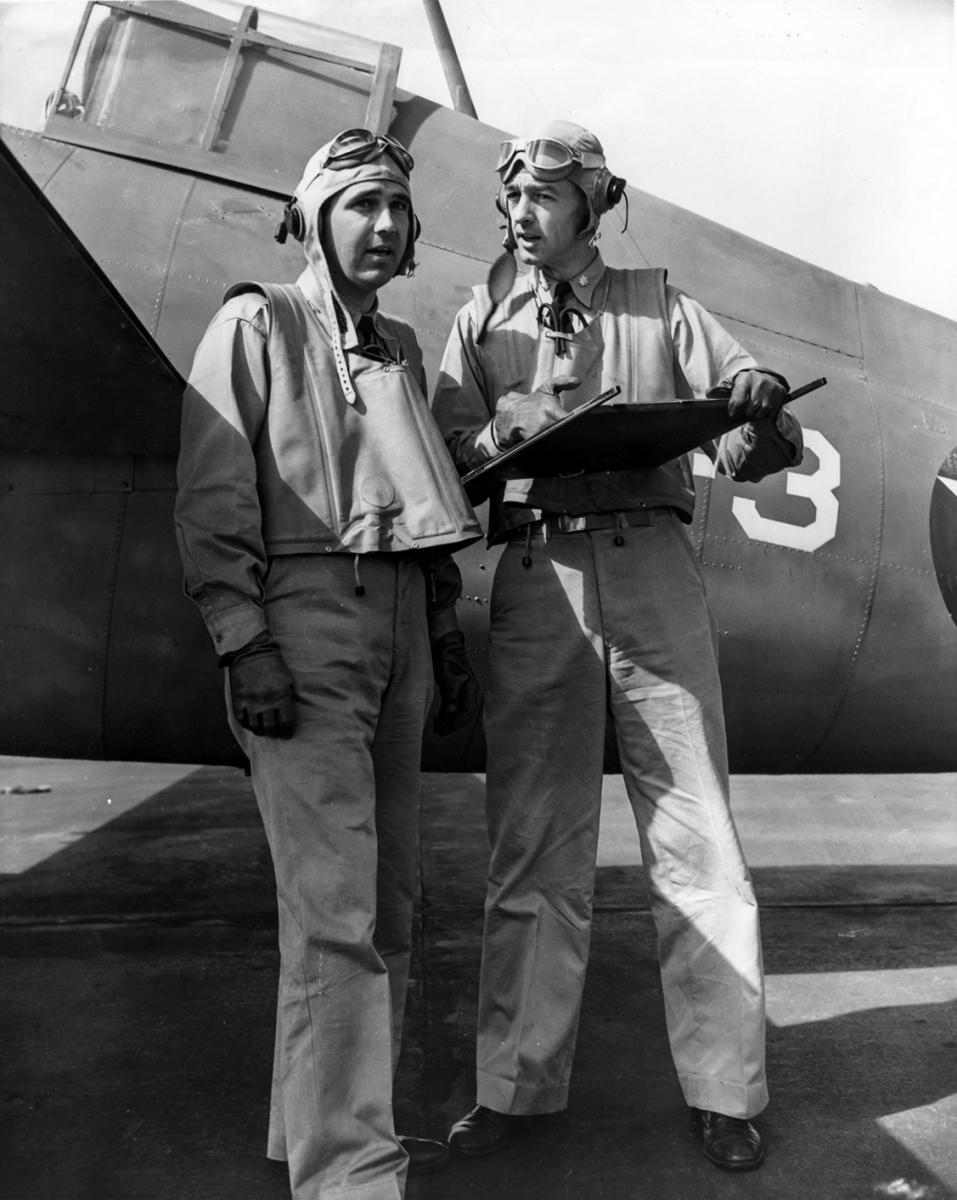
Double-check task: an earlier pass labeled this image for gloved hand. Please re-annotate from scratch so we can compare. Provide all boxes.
[492,374,581,449]
[431,630,480,735]
[725,369,789,423]
[222,633,295,739]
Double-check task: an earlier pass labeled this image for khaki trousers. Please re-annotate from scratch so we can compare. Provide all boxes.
[477,511,768,1120]
[231,554,432,1200]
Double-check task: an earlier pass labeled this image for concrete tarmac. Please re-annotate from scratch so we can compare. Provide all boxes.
[1,757,955,1200]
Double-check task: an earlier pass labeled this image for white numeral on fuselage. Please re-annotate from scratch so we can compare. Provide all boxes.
[693,428,841,551]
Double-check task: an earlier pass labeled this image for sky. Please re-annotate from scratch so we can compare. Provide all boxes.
[1,0,955,319]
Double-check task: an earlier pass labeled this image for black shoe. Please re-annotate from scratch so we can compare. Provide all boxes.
[690,1108,765,1171]
[400,1136,450,1177]
[448,1105,513,1158]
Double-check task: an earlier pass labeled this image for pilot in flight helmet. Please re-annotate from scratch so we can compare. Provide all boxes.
[495,119,626,249]
[276,128,420,277]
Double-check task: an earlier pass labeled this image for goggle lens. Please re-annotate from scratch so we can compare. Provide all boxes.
[497,137,604,180]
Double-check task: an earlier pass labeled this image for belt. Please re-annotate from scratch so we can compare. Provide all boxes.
[507,508,673,538]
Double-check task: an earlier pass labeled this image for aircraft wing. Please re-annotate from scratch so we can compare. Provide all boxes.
[0,135,184,458]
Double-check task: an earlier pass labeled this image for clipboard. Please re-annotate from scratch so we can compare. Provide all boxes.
[460,378,826,501]
[461,384,621,495]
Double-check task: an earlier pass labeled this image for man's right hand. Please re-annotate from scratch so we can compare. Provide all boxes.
[492,374,580,449]
[223,634,295,739]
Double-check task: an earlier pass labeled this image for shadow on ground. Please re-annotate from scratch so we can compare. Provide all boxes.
[0,765,954,1199]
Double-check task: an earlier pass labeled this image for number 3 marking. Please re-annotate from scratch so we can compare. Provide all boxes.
[693,429,841,552]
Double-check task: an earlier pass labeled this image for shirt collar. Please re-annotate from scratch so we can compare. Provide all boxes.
[533,252,607,311]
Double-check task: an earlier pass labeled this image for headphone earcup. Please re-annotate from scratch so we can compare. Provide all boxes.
[398,213,423,275]
[274,199,305,245]
[605,174,627,210]
[592,169,627,216]
[286,200,305,242]
[495,187,517,252]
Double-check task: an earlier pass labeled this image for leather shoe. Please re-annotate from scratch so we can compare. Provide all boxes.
[448,1105,513,1158]
[399,1136,449,1177]
[690,1108,765,1171]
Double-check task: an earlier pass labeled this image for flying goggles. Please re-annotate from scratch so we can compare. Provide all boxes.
[319,128,414,176]
[496,136,605,181]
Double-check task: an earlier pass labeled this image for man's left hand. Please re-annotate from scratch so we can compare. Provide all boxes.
[727,370,788,422]
[431,630,480,735]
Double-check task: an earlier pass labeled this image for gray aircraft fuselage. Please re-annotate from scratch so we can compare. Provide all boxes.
[2,0,956,773]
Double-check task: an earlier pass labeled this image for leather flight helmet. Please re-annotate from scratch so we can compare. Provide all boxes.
[276,128,421,276]
[495,119,626,250]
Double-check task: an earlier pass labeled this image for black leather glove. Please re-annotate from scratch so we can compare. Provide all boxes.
[431,630,480,735]
[221,633,295,739]
[492,374,580,449]
[719,369,790,422]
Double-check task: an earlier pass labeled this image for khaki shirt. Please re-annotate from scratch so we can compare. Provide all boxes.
[433,255,803,542]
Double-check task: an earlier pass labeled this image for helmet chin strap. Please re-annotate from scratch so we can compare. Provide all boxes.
[302,231,357,406]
